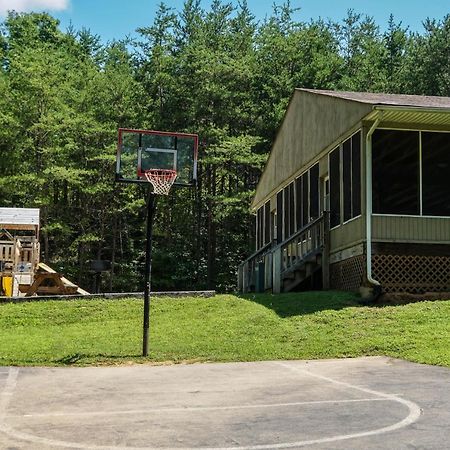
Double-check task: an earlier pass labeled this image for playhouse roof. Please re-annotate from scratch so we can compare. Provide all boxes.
[0,208,40,231]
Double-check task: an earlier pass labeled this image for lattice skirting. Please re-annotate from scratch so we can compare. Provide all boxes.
[330,255,365,291]
[372,254,450,293]
[329,246,450,293]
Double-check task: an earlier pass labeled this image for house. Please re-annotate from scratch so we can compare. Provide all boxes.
[238,89,450,296]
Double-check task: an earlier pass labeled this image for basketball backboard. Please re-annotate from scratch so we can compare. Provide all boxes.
[116,129,198,187]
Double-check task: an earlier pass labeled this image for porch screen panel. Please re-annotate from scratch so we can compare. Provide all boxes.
[343,139,352,222]
[264,201,271,244]
[309,164,319,219]
[352,132,361,217]
[302,172,309,225]
[276,191,283,243]
[257,207,263,249]
[372,130,419,215]
[283,185,289,239]
[295,176,303,230]
[255,208,259,249]
[260,207,264,248]
[422,132,450,216]
[288,182,295,236]
[329,147,340,227]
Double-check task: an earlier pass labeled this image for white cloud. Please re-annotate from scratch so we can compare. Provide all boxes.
[0,0,70,16]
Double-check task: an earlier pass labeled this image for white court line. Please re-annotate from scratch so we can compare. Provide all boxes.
[0,367,19,422]
[0,363,422,450]
[11,397,390,419]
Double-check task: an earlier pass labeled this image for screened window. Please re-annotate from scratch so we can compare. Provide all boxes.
[343,139,352,221]
[276,191,283,243]
[329,147,341,228]
[264,201,271,245]
[288,182,295,236]
[282,185,289,239]
[302,173,309,226]
[283,185,289,239]
[256,207,262,249]
[310,164,319,219]
[295,171,311,230]
[342,132,361,222]
[281,183,296,239]
[372,130,419,215]
[295,176,303,230]
[422,132,450,216]
[352,133,361,217]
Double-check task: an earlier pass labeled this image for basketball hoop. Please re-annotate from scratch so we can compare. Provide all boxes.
[142,169,177,195]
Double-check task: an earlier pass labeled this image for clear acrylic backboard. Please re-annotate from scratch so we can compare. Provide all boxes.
[116,128,198,187]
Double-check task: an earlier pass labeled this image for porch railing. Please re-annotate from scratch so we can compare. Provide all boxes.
[237,241,274,293]
[238,211,330,293]
[280,215,324,274]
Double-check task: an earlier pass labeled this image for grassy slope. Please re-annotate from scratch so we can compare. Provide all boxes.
[0,292,449,367]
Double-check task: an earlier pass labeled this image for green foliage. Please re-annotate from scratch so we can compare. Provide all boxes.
[0,294,449,367]
[0,5,448,292]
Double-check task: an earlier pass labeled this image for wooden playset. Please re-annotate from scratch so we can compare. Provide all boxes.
[0,207,88,297]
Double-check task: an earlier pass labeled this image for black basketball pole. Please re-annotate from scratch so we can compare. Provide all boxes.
[143,192,156,357]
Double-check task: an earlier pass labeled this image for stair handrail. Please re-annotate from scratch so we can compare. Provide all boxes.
[238,240,274,269]
[277,215,324,252]
[279,213,329,275]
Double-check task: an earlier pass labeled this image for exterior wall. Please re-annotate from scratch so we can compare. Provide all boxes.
[252,90,372,210]
[372,215,450,244]
[330,215,365,252]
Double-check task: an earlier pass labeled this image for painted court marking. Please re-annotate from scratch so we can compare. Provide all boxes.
[12,397,389,419]
[0,364,422,450]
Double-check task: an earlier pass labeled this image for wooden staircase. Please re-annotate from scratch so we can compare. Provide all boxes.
[282,252,322,292]
[238,212,330,293]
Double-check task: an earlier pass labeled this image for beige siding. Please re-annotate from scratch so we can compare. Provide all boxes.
[330,216,365,252]
[252,90,372,210]
[372,215,450,243]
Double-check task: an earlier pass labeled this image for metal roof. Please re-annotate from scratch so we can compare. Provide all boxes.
[298,89,450,109]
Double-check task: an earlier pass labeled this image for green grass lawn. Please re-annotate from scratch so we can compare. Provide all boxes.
[0,292,449,367]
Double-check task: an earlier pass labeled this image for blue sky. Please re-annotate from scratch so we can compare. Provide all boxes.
[1,0,449,43]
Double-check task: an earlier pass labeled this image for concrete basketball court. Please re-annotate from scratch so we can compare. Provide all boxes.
[0,357,449,449]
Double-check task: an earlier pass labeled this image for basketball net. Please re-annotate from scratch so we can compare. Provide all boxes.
[143,169,177,195]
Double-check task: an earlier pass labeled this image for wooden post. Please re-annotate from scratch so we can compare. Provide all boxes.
[272,247,282,293]
[322,211,330,290]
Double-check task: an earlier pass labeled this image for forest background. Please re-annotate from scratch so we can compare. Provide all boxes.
[1,1,449,292]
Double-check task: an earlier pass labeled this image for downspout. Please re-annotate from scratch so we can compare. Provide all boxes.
[365,111,383,288]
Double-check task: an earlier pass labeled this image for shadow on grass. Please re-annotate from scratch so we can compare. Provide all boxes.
[238,290,362,318]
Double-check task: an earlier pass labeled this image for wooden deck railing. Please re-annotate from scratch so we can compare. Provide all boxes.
[238,241,274,293]
[280,215,324,274]
[238,212,330,293]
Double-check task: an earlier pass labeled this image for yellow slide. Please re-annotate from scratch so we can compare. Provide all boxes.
[1,276,13,297]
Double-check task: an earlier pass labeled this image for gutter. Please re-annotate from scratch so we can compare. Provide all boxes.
[372,105,450,114]
[365,111,383,287]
